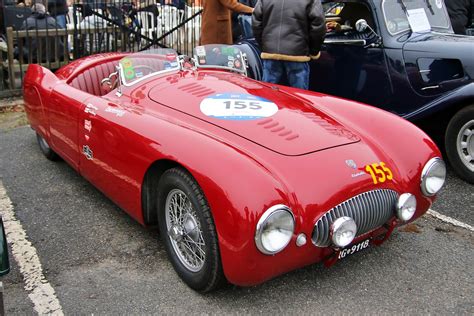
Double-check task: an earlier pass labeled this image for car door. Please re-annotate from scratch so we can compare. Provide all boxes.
[77,96,143,216]
[310,1,392,107]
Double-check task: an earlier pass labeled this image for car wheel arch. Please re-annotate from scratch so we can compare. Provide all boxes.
[441,99,474,129]
[141,159,182,226]
[414,97,473,141]
[141,159,217,227]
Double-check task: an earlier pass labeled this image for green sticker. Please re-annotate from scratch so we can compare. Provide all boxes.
[121,58,133,69]
[125,69,135,79]
[221,46,235,56]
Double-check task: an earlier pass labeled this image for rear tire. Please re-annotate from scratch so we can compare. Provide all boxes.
[36,133,60,161]
[445,105,474,184]
[157,168,225,292]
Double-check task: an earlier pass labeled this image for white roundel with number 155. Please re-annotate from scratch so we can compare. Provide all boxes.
[200,93,278,120]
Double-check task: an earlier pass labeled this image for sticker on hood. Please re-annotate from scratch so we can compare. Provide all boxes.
[200,93,278,120]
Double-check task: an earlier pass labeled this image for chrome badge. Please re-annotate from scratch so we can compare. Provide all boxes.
[345,159,357,169]
[83,145,93,160]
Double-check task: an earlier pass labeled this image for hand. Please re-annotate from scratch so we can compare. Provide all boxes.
[326,21,341,32]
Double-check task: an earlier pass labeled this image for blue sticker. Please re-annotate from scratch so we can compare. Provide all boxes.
[200,93,278,120]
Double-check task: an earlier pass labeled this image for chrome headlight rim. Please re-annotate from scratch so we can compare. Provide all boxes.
[420,157,446,196]
[255,204,295,255]
[396,193,417,222]
[330,216,357,248]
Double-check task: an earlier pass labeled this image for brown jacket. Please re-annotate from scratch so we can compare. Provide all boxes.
[253,0,325,62]
[201,0,253,45]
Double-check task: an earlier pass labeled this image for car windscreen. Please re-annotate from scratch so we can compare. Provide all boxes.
[382,0,451,35]
[118,48,180,86]
[193,44,246,75]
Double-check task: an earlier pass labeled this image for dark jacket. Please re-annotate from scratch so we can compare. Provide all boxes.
[446,0,472,34]
[252,0,326,62]
[15,12,65,62]
[47,0,68,16]
[159,0,187,10]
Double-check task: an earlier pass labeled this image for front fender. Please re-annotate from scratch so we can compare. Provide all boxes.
[125,109,293,285]
[173,135,293,286]
[403,82,474,121]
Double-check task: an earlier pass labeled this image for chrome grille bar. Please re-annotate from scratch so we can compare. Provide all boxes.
[312,189,398,247]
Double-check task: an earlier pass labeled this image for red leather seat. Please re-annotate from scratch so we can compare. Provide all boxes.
[69,60,118,96]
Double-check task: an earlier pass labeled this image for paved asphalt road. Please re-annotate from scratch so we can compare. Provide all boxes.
[0,127,473,314]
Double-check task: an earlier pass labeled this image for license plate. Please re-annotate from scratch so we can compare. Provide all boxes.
[337,239,370,260]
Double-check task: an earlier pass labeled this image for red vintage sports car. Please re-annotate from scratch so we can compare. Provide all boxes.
[23,46,446,292]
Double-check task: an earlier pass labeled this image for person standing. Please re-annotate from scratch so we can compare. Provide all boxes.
[252,0,326,89]
[446,0,472,34]
[47,0,68,28]
[201,0,254,45]
[231,0,257,42]
[15,3,65,62]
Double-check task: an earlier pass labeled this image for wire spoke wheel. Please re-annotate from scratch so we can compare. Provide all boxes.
[158,168,225,291]
[165,189,206,272]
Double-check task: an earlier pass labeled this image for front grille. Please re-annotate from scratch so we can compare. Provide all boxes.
[312,189,398,247]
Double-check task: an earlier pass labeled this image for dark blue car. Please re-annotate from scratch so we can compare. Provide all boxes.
[240,0,474,184]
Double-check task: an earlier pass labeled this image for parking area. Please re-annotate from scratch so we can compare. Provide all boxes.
[0,126,473,314]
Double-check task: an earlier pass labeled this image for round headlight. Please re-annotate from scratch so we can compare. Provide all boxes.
[396,193,417,221]
[330,217,357,248]
[255,205,295,255]
[421,157,446,196]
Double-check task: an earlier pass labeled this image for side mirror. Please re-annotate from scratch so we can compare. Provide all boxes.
[355,19,368,32]
[0,217,10,277]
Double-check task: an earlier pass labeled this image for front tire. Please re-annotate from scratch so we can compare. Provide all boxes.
[445,105,474,184]
[157,168,225,292]
[36,133,60,161]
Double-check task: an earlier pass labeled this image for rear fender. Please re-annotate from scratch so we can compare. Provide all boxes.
[23,64,60,140]
[403,83,474,122]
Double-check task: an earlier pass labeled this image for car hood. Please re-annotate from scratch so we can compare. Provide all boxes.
[148,72,360,156]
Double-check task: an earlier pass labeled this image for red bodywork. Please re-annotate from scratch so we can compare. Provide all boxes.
[23,53,441,286]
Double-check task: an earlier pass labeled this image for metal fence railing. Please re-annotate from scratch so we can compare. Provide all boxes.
[0,0,202,97]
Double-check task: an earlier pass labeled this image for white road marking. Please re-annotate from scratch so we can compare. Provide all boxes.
[0,181,64,315]
[427,209,474,232]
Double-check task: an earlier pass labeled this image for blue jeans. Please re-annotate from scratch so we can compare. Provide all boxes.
[55,14,67,28]
[238,14,253,39]
[262,59,310,90]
